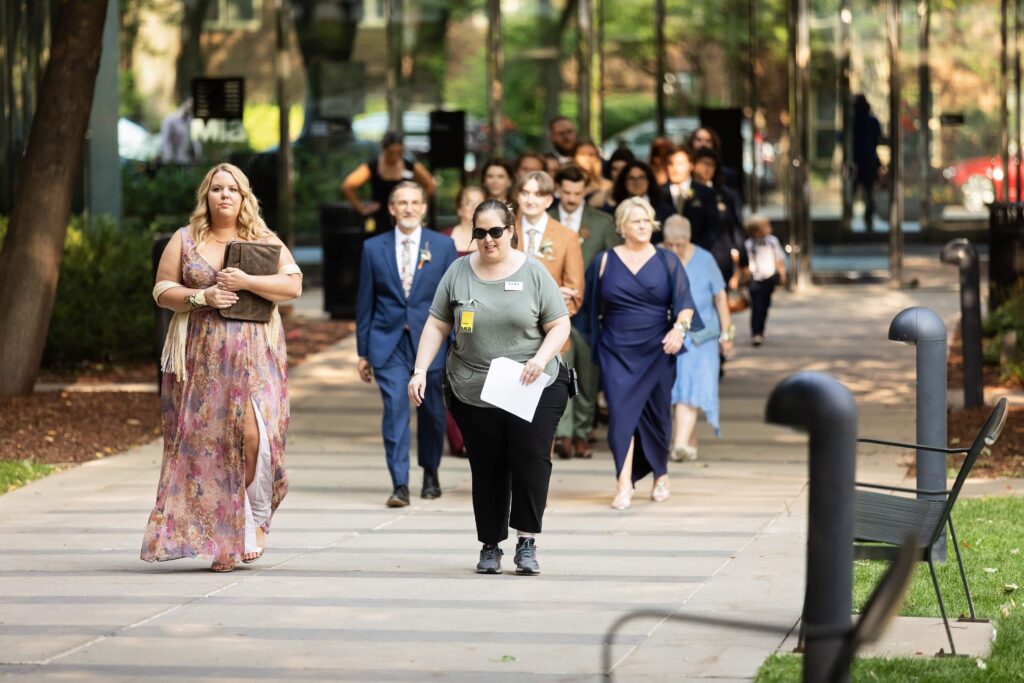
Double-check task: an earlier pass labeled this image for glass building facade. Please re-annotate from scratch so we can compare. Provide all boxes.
[0,0,1015,279]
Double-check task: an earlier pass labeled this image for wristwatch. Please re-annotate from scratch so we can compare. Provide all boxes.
[672,320,691,334]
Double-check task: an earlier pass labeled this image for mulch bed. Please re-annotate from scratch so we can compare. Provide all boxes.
[926,326,1024,478]
[0,316,352,467]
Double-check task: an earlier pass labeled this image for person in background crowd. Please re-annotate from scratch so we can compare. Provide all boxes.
[687,126,722,155]
[691,147,746,290]
[648,137,674,186]
[743,214,787,346]
[655,146,718,249]
[661,216,733,462]
[444,185,485,256]
[547,116,578,169]
[570,140,612,208]
[687,125,743,195]
[607,148,636,185]
[580,197,699,510]
[852,94,882,232]
[440,185,485,456]
[609,160,661,215]
[341,132,436,234]
[480,158,515,206]
[356,182,458,506]
[159,98,202,163]
[409,199,572,575]
[516,152,548,180]
[549,165,621,459]
[515,170,585,329]
[143,163,302,572]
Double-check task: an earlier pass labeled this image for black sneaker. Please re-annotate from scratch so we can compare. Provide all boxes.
[476,544,503,574]
[514,537,540,575]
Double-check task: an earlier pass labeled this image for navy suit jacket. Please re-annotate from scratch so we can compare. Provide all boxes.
[356,228,458,370]
[654,182,719,250]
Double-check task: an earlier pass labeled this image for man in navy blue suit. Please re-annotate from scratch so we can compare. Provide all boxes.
[654,146,719,252]
[356,181,458,507]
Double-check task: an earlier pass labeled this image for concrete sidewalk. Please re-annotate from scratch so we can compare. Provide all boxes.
[0,252,965,681]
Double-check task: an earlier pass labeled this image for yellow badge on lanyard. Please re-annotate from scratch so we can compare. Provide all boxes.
[460,310,475,333]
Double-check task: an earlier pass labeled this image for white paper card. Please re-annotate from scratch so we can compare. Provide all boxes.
[479,357,551,422]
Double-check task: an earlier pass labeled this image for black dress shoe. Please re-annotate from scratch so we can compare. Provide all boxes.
[386,485,410,507]
[421,469,442,499]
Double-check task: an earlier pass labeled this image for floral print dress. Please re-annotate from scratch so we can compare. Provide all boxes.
[141,227,289,564]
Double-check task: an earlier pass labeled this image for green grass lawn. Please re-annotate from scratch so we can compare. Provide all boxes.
[0,460,56,494]
[756,496,1024,681]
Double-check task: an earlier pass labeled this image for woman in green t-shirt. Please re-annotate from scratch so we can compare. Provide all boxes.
[408,199,571,576]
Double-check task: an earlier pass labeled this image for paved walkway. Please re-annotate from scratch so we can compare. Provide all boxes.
[0,251,970,681]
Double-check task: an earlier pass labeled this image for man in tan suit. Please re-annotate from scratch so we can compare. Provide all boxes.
[515,172,584,462]
[514,171,585,320]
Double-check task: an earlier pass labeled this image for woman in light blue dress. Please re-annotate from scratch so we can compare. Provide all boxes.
[662,215,734,461]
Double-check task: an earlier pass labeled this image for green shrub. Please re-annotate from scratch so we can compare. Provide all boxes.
[122,162,207,233]
[982,288,1024,384]
[43,216,156,366]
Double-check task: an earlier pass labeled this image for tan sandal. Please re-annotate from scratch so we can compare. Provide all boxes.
[211,560,236,573]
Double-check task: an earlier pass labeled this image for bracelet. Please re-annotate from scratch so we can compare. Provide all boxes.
[719,323,736,343]
[409,367,426,378]
[673,320,691,334]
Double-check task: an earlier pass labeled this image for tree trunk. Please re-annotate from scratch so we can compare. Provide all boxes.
[0,0,109,397]
[174,0,211,104]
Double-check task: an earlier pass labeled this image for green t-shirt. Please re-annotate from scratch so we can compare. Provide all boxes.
[429,255,569,407]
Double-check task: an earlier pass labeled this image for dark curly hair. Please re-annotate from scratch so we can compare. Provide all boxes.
[611,160,661,206]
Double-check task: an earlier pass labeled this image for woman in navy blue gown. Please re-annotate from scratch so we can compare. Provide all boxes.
[582,197,699,510]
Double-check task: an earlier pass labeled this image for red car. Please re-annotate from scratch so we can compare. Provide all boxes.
[945,155,1019,211]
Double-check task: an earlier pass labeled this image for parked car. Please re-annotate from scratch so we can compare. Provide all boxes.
[351,110,484,171]
[118,118,161,161]
[944,155,1018,212]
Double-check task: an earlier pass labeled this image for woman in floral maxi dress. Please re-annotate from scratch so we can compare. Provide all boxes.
[142,163,302,572]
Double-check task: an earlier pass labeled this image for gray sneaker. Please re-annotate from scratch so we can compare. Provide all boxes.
[514,537,540,575]
[476,545,503,574]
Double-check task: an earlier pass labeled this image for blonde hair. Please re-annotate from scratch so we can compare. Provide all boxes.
[188,163,273,247]
[614,196,660,236]
[516,170,555,197]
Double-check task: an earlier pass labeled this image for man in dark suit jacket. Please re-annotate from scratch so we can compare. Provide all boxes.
[356,181,458,507]
[549,165,620,459]
[654,146,719,250]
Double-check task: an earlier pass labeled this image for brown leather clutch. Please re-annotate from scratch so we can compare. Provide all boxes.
[219,241,281,323]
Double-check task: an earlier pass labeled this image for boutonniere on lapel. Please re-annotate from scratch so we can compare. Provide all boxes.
[579,226,591,244]
[539,239,555,261]
[684,187,695,201]
[417,243,432,270]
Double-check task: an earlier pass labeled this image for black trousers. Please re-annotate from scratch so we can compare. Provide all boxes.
[749,274,779,337]
[450,365,569,545]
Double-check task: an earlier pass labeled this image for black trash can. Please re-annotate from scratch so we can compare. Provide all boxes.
[321,202,370,319]
[152,233,174,389]
[988,202,1024,309]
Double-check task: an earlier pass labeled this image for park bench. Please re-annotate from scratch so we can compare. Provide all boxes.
[852,397,1008,656]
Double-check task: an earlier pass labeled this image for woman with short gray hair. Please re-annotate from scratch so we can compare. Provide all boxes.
[661,215,733,462]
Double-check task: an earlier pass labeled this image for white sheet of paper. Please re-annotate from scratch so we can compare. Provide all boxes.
[479,357,551,422]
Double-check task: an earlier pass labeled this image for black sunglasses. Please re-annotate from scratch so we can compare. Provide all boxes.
[471,225,512,240]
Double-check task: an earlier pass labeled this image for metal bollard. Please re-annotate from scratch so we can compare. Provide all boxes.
[940,239,984,409]
[888,306,947,561]
[766,372,858,683]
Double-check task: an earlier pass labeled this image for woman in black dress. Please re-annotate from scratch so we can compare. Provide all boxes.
[341,131,436,231]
